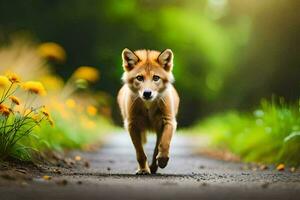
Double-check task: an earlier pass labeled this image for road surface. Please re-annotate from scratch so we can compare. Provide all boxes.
[0,133,300,200]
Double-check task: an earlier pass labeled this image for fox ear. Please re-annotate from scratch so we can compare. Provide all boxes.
[122,48,139,71]
[158,49,173,71]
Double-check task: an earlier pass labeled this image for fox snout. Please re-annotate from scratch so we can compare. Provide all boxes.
[140,89,157,101]
[142,90,152,100]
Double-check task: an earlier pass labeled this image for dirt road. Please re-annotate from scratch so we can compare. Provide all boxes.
[1,133,300,200]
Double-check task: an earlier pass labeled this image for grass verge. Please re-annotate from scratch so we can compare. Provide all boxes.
[190,99,300,166]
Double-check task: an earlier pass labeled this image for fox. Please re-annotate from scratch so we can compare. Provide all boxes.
[117,48,179,174]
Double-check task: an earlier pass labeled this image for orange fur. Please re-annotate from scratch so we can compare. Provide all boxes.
[118,48,179,174]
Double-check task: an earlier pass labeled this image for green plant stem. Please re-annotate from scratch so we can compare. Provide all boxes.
[0,82,13,103]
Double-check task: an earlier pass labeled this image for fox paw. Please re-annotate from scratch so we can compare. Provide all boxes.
[135,168,151,175]
[150,163,158,174]
[157,157,169,169]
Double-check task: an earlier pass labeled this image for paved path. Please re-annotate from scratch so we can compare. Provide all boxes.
[1,133,300,200]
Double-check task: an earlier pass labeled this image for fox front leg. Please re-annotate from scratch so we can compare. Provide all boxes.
[156,120,176,168]
[128,125,150,175]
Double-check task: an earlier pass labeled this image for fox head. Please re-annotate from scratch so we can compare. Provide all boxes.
[121,48,174,102]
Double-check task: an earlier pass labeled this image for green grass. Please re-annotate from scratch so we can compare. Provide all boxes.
[4,111,115,161]
[191,99,300,166]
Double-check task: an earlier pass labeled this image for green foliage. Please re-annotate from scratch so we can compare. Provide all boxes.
[0,0,246,126]
[192,99,300,166]
[0,109,43,160]
[0,79,51,160]
[0,0,299,126]
[8,111,114,161]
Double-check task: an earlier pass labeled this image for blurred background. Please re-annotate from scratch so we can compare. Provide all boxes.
[1,0,299,126]
[0,0,299,165]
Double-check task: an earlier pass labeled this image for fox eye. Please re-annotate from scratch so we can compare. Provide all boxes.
[136,75,144,81]
[153,75,160,82]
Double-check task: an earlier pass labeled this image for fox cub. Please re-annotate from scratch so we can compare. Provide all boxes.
[118,48,179,174]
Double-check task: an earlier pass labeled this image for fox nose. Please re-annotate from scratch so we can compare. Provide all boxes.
[143,90,152,100]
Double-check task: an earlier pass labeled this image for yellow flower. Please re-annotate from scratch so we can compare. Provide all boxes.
[0,76,10,88]
[9,96,21,105]
[41,106,50,117]
[85,120,96,129]
[6,72,20,83]
[37,42,66,63]
[41,106,54,126]
[40,75,64,91]
[32,114,42,122]
[24,109,32,116]
[0,104,10,117]
[73,66,100,82]
[47,116,54,127]
[86,105,97,116]
[65,98,76,109]
[80,115,96,129]
[22,81,47,96]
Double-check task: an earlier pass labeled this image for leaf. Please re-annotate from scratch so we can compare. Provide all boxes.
[39,139,50,148]
[11,144,32,161]
[276,164,285,171]
[290,167,296,172]
[42,175,51,180]
[30,133,40,140]
[75,155,81,161]
[259,165,268,170]
[284,131,300,143]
